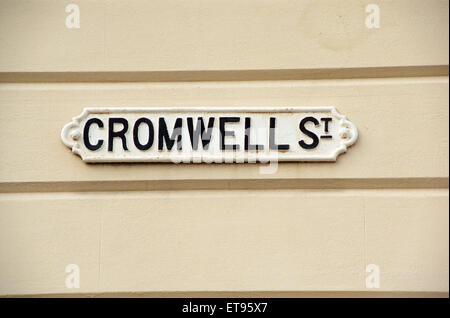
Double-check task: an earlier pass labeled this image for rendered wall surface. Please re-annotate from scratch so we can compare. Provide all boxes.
[0,0,448,296]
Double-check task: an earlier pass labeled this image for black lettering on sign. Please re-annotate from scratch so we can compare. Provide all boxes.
[133,118,154,151]
[299,117,319,149]
[187,117,215,150]
[245,117,264,150]
[108,118,129,151]
[83,118,104,151]
[269,117,289,150]
[158,117,182,151]
[219,117,240,150]
[320,117,333,139]
[321,117,332,133]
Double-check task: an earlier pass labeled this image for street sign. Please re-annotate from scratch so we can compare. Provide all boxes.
[61,107,358,163]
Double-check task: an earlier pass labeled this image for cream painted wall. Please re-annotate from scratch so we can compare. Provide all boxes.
[0,0,448,296]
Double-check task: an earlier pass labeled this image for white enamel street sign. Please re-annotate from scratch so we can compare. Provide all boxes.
[61,107,358,163]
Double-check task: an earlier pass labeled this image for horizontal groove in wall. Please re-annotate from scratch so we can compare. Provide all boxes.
[0,178,447,194]
[0,65,448,83]
[6,291,449,298]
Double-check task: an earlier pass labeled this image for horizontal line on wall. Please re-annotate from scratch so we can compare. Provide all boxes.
[0,65,448,83]
[0,178,447,194]
[5,291,449,298]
